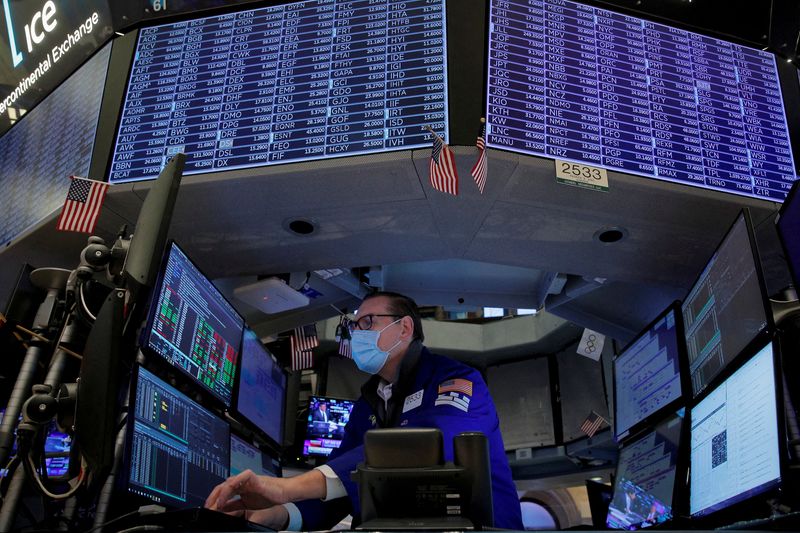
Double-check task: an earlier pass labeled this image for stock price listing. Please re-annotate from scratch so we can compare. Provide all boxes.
[487,0,797,202]
[110,0,448,183]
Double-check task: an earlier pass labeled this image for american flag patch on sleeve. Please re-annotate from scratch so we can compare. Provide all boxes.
[438,378,473,396]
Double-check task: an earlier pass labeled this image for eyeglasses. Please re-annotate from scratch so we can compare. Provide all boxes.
[347,314,404,332]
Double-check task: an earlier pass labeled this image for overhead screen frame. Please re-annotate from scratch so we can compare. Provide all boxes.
[612,300,690,444]
[139,239,246,408]
[606,409,689,530]
[483,0,798,203]
[680,208,774,402]
[687,338,787,522]
[103,0,452,184]
[231,326,289,451]
[121,364,232,510]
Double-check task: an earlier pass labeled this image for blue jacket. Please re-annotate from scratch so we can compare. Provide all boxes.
[297,344,523,530]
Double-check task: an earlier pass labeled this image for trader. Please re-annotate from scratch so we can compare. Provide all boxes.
[205,291,523,530]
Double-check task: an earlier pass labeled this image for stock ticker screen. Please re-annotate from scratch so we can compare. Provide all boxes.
[109,0,449,183]
[486,0,797,202]
[143,242,244,406]
[127,367,230,508]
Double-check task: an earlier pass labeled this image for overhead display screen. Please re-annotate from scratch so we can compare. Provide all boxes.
[109,0,448,183]
[0,44,110,246]
[487,0,797,202]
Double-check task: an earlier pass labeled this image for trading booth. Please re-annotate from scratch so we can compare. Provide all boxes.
[1,0,800,531]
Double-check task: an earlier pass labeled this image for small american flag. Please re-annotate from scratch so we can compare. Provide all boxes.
[438,378,473,396]
[336,315,352,359]
[56,176,109,233]
[470,119,487,194]
[429,132,458,195]
[580,410,607,438]
[291,324,319,371]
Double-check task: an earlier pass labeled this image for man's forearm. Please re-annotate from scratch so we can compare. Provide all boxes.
[284,468,327,502]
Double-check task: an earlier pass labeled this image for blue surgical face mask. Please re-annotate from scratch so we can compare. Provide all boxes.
[350,318,402,374]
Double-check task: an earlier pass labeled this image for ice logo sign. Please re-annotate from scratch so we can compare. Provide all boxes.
[3,0,58,67]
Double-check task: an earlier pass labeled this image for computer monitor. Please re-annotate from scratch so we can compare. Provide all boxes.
[606,411,686,530]
[303,396,355,458]
[230,434,281,478]
[233,328,287,446]
[681,210,772,398]
[0,411,71,479]
[689,341,782,518]
[141,241,244,407]
[776,180,800,289]
[125,366,230,508]
[614,302,687,442]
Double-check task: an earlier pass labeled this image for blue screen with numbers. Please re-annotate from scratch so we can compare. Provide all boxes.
[486,0,797,202]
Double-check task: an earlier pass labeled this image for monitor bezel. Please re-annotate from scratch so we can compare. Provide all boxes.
[681,208,774,401]
[139,239,245,408]
[121,364,232,510]
[302,394,357,459]
[776,179,800,291]
[612,300,690,444]
[231,326,288,452]
[687,337,787,523]
[606,409,690,530]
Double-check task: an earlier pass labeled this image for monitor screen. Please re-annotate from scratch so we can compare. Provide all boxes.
[776,180,800,289]
[235,328,287,445]
[614,303,685,441]
[109,0,449,183]
[230,434,281,477]
[142,241,244,406]
[127,366,230,508]
[303,396,355,457]
[681,211,770,397]
[486,0,797,202]
[689,341,781,517]
[606,411,684,530]
[0,43,110,246]
[0,411,70,478]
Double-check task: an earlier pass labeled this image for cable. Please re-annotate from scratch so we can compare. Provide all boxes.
[82,505,165,533]
[24,453,83,500]
[79,282,97,322]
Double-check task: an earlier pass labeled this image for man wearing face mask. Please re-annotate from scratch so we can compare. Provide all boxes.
[205,291,523,530]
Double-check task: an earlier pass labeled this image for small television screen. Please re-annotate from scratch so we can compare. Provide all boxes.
[614,302,686,441]
[303,396,355,457]
[235,328,286,445]
[689,341,781,517]
[230,434,281,478]
[681,210,771,397]
[606,411,685,530]
[776,180,800,289]
[142,241,244,406]
[0,410,70,478]
[126,366,230,508]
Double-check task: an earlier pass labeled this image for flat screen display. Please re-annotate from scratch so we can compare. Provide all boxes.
[235,328,286,445]
[0,43,110,246]
[142,241,244,406]
[127,366,230,508]
[776,180,800,289]
[606,411,684,530]
[109,0,449,183]
[614,303,685,441]
[486,0,797,202]
[690,342,781,517]
[230,434,281,477]
[303,396,355,457]
[681,211,770,397]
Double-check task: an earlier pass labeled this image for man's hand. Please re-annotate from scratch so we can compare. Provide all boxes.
[204,470,288,513]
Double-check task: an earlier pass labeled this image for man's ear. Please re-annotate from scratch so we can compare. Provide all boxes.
[401,315,414,340]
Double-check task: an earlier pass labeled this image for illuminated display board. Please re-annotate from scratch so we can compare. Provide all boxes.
[0,44,110,246]
[109,0,448,183]
[487,0,797,202]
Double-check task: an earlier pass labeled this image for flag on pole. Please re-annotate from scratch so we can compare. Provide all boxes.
[428,130,458,195]
[291,324,319,371]
[336,315,352,359]
[56,176,109,233]
[580,410,608,438]
[470,118,487,194]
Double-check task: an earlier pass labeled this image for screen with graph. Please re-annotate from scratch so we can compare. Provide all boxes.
[614,302,686,442]
[142,241,244,406]
[126,366,230,508]
[689,341,781,517]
